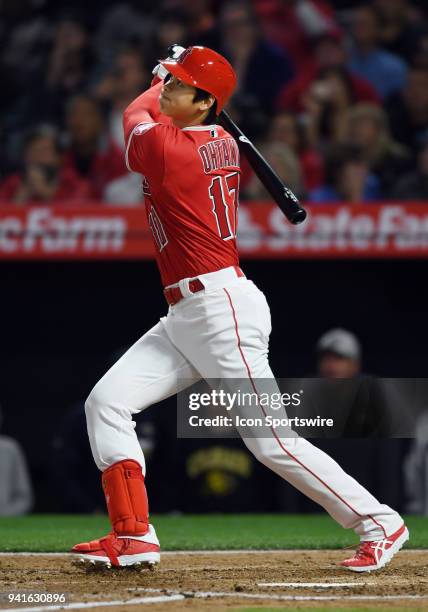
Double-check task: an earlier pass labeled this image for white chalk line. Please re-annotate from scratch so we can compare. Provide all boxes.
[0,549,424,557]
[257,582,374,588]
[135,587,428,601]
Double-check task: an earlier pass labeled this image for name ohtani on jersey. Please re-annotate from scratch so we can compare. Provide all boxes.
[198,138,239,173]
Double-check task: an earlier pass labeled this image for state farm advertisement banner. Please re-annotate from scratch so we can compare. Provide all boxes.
[0,206,152,259]
[1,202,428,259]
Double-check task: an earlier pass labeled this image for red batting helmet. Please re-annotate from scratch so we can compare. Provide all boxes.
[160,46,236,114]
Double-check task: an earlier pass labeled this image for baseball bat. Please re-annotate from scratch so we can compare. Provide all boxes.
[218,110,307,225]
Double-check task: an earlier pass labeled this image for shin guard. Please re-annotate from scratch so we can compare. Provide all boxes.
[102,459,149,535]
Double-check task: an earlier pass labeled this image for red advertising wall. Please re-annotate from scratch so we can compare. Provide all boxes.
[1,202,428,259]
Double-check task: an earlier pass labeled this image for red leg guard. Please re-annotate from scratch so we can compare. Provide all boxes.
[102,459,149,536]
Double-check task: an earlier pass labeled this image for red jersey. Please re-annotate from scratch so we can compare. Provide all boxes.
[123,82,240,287]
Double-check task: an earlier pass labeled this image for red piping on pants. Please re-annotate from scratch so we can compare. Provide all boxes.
[223,288,387,539]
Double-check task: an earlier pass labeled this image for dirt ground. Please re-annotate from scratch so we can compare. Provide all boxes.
[0,551,427,611]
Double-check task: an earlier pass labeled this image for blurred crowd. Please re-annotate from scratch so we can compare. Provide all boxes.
[1,0,428,205]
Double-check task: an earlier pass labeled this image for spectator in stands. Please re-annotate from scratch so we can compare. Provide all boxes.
[0,0,50,93]
[345,104,411,197]
[392,139,428,199]
[315,332,406,438]
[7,12,95,136]
[182,0,218,47]
[412,32,428,70]
[277,32,380,113]
[0,2,51,164]
[146,8,191,69]
[94,46,149,150]
[252,0,338,69]
[0,125,92,205]
[0,403,33,515]
[63,95,127,199]
[309,143,381,203]
[292,328,370,439]
[316,328,362,379]
[349,5,407,100]
[2,11,95,168]
[46,13,94,110]
[219,1,295,120]
[244,142,304,201]
[94,2,152,68]
[404,411,428,514]
[266,111,324,191]
[302,67,358,150]
[303,332,403,511]
[386,67,428,154]
[374,0,427,63]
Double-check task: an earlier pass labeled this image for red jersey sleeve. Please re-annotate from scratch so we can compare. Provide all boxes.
[123,82,176,178]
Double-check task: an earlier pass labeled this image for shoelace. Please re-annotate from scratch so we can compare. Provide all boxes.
[353,541,375,560]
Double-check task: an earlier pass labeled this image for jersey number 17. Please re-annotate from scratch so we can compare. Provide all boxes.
[209,172,239,241]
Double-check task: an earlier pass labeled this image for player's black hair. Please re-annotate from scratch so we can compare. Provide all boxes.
[193,87,218,125]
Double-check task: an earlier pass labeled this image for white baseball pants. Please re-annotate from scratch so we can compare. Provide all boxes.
[85,266,402,540]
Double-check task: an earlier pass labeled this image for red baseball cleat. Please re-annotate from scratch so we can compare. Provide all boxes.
[341,524,409,572]
[71,524,160,568]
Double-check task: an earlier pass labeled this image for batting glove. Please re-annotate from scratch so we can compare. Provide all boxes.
[152,44,186,81]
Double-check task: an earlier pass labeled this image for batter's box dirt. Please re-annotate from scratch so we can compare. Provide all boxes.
[0,551,426,611]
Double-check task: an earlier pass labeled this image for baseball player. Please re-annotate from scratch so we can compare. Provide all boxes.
[72,46,408,572]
